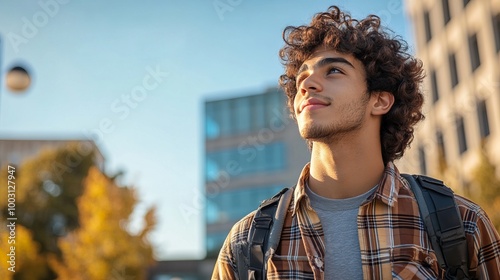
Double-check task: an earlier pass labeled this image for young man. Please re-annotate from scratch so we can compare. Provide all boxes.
[213,6,500,279]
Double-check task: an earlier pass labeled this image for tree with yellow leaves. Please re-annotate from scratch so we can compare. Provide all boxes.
[0,142,97,279]
[469,148,500,232]
[0,224,47,280]
[434,145,500,232]
[48,167,156,280]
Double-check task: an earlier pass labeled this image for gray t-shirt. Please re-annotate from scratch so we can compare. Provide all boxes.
[306,184,378,279]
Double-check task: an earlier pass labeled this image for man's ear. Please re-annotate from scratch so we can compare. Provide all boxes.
[371,91,394,116]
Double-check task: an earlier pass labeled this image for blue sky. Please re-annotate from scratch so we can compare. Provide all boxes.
[0,0,412,260]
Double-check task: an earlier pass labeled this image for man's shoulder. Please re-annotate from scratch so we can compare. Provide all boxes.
[227,210,257,244]
[398,173,486,224]
[453,193,482,210]
[453,193,488,222]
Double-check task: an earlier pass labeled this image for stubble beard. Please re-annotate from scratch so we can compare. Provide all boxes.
[298,93,370,145]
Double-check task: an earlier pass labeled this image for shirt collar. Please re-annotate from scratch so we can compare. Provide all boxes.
[292,162,402,216]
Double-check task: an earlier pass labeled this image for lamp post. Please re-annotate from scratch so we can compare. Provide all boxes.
[0,35,32,122]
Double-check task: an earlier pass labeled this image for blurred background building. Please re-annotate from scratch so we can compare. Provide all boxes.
[204,87,309,258]
[150,88,310,279]
[399,0,500,194]
[0,139,104,170]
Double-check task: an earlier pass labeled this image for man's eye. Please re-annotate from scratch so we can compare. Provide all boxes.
[328,68,341,74]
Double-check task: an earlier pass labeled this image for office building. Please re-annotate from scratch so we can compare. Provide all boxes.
[400,0,500,193]
[204,87,309,257]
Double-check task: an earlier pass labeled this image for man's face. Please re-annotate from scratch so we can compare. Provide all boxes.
[293,49,371,143]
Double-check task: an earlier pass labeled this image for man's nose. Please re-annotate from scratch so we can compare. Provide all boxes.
[299,72,323,95]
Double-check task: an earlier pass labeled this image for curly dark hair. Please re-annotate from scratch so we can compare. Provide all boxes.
[279,6,425,164]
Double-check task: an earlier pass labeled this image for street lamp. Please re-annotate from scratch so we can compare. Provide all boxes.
[0,35,32,121]
[6,66,31,93]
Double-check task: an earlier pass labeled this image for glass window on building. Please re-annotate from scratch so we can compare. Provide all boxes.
[266,141,286,170]
[205,142,287,182]
[436,131,446,160]
[206,231,229,256]
[468,33,481,72]
[430,69,439,103]
[424,10,432,42]
[251,94,266,131]
[218,101,231,137]
[206,185,284,225]
[477,99,490,139]
[442,0,451,25]
[206,199,219,224]
[492,13,500,53]
[418,146,427,175]
[206,149,234,182]
[227,99,236,134]
[456,116,468,155]
[205,103,220,140]
[220,99,229,135]
[265,91,284,126]
[233,97,251,135]
[205,158,219,182]
[205,154,220,182]
[205,185,284,256]
[205,117,220,140]
[449,53,459,88]
[436,130,447,170]
[245,142,286,175]
[206,91,288,139]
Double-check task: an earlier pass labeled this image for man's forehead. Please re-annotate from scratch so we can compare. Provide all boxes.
[300,49,357,68]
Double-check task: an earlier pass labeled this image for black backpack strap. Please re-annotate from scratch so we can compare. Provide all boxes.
[402,174,469,279]
[236,187,292,280]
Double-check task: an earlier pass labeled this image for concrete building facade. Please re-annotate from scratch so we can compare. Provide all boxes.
[400,0,500,193]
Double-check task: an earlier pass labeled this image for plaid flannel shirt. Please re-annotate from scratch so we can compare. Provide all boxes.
[212,162,500,279]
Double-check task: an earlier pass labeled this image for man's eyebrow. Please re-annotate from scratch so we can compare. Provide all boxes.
[296,57,355,77]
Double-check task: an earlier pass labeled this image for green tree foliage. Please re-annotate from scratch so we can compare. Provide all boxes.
[48,167,156,280]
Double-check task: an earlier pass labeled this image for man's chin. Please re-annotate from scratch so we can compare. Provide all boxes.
[300,127,333,141]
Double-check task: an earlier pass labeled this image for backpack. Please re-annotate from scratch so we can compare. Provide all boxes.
[233,174,470,280]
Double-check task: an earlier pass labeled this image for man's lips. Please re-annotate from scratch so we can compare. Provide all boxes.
[299,98,330,112]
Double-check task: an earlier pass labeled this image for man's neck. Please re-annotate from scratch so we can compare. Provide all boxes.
[308,136,385,199]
